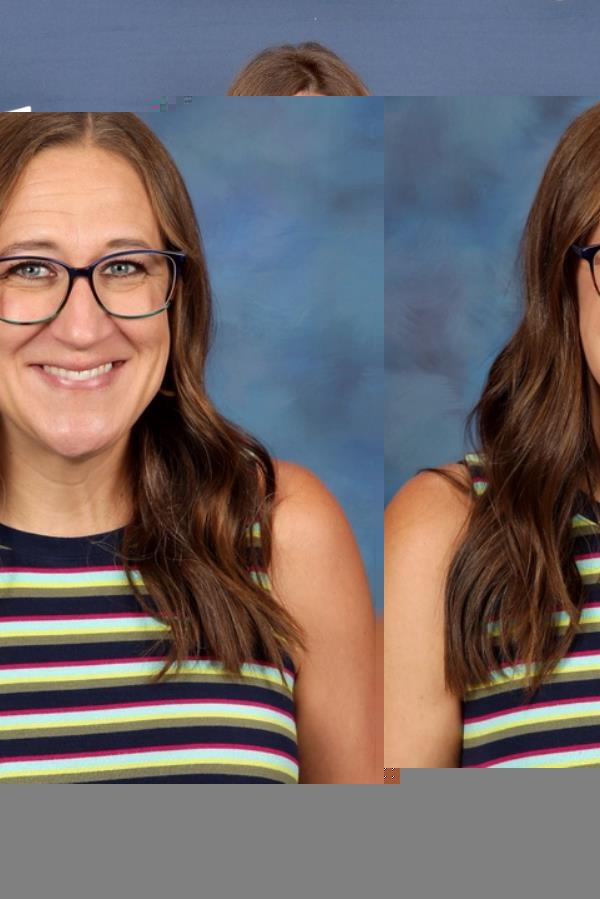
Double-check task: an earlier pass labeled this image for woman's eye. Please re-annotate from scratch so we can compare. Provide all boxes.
[13,262,51,278]
[105,261,142,276]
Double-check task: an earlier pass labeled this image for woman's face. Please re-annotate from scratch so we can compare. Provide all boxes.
[577,224,600,366]
[0,143,171,462]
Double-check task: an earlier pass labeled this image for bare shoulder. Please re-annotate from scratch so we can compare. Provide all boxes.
[271,458,363,579]
[272,459,344,525]
[385,461,475,627]
[385,462,472,766]
[270,459,373,665]
[270,459,374,780]
[385,462,474,563]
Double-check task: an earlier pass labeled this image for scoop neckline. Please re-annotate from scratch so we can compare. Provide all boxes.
[0,519,127,557]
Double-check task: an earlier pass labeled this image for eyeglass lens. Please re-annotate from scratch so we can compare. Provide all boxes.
[0,253,175,323]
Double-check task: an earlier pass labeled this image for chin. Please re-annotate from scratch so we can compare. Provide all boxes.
[34,426,123,461]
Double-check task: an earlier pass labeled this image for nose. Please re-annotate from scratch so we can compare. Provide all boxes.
[48,270,114,338]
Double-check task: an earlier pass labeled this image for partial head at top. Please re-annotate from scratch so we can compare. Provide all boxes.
[227,41,370,96]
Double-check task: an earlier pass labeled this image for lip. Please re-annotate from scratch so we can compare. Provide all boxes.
[32,360,127,390]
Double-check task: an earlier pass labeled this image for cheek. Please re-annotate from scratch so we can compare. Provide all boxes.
[579,288,600,387]
[128,318,170,359]
[0,332,33,388]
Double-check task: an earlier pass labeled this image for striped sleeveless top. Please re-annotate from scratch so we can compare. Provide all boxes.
[0,520,298,783]
[460,452,600,768]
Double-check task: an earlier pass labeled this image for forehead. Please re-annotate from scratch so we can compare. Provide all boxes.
[0,144,161,241]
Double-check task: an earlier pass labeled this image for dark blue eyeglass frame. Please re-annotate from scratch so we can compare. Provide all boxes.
[571,243,600,295]
[0,248,187,325]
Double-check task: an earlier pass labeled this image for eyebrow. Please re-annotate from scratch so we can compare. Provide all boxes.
[0,237,155,257]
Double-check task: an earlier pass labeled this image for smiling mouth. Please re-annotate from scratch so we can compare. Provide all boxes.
[32,360,127,386]
[33,360,125,371]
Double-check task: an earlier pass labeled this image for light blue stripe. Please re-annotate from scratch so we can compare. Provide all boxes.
[575,558,600,573]
[0,746,299,777]
[488,606,600,636]
[0,701,295,732]
[0,658,295,691]
[468,651,600,690]
[464,698,600,738]
[0,616,166,635]
[491,747,600,769]
[551,608,600,625]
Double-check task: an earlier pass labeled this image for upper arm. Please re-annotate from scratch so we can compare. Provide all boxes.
[270,460,376,783]
[384,463,473,768]
[375,614,384,778]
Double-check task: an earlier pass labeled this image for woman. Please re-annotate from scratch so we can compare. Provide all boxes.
[227,41,370,96]
[386,100,600,768]
[0,112,375,783]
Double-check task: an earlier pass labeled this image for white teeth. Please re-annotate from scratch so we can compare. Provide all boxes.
[42,362,114,381]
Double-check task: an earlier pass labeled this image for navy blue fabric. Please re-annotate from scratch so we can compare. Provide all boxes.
[0,523,298,783]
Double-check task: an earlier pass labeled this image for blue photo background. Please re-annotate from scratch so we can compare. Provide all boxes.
[1,0,598,105]
[0,0,389,106]
[141,98,383,608]
[385,96,600,506]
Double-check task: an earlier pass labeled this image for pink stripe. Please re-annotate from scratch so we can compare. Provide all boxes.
[0,698,293,719]
[558,648,600,660]
[2,742,298,765]
[465,693,600,725]
[484,645,600,670]
[574,553,600,561]
[470,740,600,767]
[0,565,124,574]
[0,655,296,679]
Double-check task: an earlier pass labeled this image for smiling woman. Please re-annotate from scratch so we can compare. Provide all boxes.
[385,99,600,769]
[0,112,375,783]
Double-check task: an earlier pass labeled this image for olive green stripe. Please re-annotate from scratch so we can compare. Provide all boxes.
[0,672,292,697]
[0,586,152,599]
[464,713,600,749]
[465,666,600,700]
[0,631,166,647]
[0,716,294,741]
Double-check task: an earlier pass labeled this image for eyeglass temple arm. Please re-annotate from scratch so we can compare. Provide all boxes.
[571,244,600,262]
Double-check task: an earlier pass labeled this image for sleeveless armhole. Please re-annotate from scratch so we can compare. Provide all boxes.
[458,452,489,498]
[246,520,273,591]
[245,520,299,679]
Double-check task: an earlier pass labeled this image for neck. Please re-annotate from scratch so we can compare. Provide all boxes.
[0,426,134,537]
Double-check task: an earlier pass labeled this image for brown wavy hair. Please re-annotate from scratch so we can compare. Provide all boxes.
[227,41,370,96]
[422,101,600,698]
[0,112,306,682]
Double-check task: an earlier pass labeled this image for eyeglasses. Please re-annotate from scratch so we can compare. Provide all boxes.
[0,249,186,325]
[571,243,600,296]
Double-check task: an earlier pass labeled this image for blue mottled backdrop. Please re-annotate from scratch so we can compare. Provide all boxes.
[140,98,383,607]
[385,96,600,505]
